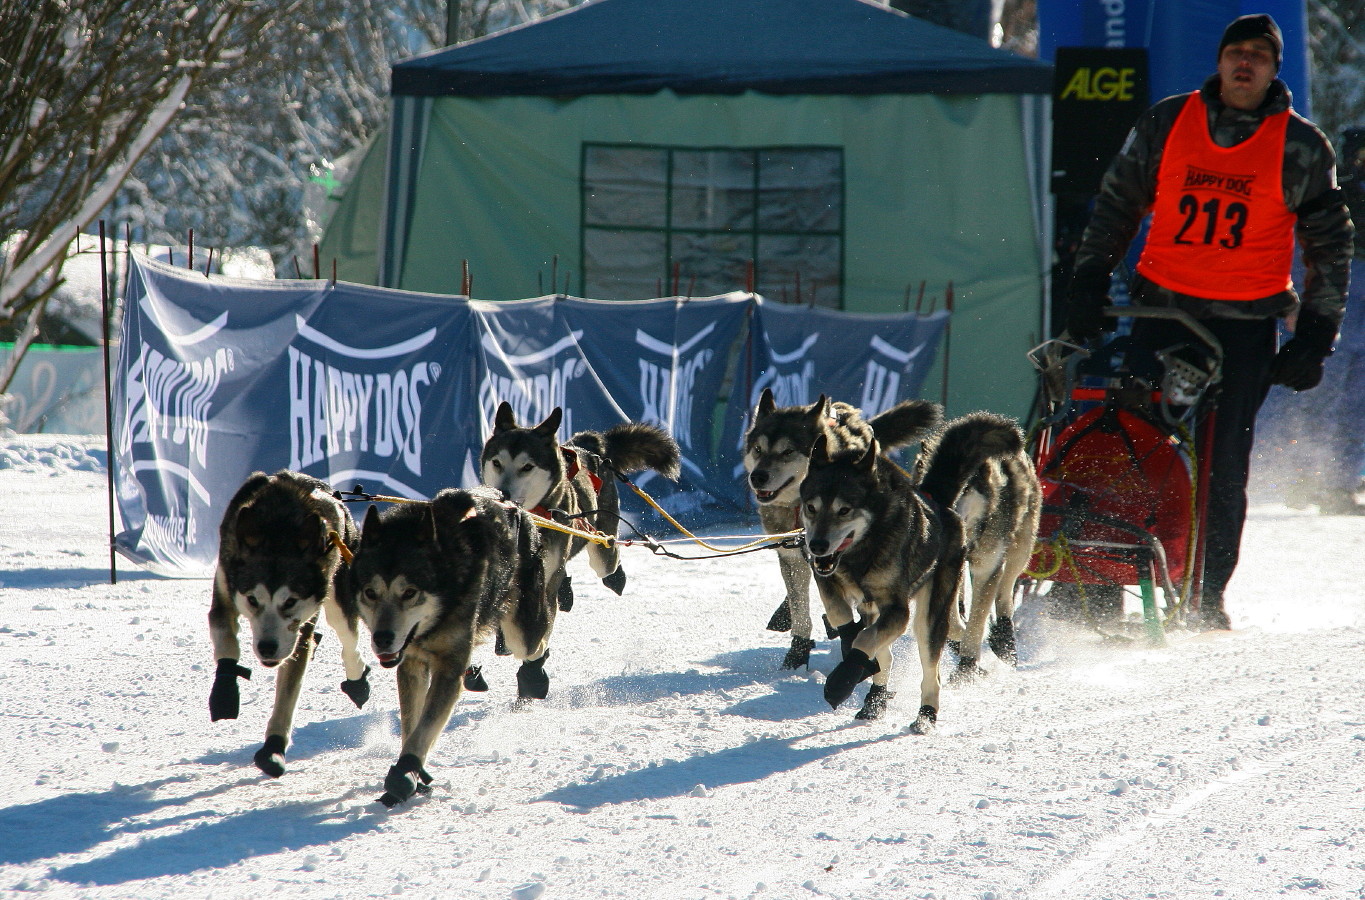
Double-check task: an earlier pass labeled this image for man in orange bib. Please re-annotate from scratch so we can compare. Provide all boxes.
[1066,14,1354,630]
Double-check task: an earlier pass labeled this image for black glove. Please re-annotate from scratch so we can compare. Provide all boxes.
[209,658,251,721]
[1270,308,1337,391]
[1065,272,1116,343]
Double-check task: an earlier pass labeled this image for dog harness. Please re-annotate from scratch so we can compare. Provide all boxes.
[1138,91,1294,300]
[529,446,605,524]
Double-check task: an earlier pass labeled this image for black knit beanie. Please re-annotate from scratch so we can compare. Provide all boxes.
[1218,14,1283,71]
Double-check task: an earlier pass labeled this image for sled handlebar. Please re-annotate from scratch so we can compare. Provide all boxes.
[1101,306,1224,369]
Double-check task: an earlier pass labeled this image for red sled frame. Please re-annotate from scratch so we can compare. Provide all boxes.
[1025,307,1223,644]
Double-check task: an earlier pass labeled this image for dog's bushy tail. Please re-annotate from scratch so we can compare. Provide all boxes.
[598,422,682,479]
[869,399,943,451]
[918,412,1025,508]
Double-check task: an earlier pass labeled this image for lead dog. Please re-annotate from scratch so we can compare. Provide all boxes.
[799,413,1026,729]
[481,402,679,610]
[207,470,371,778]
[349,486,548,807]
[742,389,941,668]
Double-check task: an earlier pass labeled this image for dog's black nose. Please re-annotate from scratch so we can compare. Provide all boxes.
[750,470,769,488]
[808,538,829,556]
[256,639,279,659]
[373,630,394,650]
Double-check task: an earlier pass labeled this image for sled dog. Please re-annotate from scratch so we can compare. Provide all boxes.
[207,470,370,778]
[743,389,941,669]
[799,412,1026,729]
[920,414,1042,680]
[349,487,549,807]
[481,402,680,609]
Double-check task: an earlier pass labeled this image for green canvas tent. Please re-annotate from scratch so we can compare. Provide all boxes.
[324,0,1054,417]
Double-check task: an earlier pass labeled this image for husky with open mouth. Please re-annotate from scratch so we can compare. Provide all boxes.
[481,402,679,611]
[348,486,548,807]
[799,413,1025,729]
[742,389,941,669]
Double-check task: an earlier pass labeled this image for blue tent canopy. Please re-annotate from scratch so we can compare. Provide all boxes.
[392,0,1053,98]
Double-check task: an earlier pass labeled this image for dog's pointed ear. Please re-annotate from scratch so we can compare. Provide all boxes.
[756,387,776,418]
[494,401,517,433]
[235,505,264,550]
[534,407,563,437]
[297,519,327,556]
[857,438,879,473]
[809,433,833,467]
[362,504,383,542]
[806,394,830,424]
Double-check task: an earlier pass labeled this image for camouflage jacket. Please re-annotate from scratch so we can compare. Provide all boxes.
[1073,75,1354,325]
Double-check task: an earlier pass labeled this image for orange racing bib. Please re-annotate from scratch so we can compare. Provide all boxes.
[1137,92,1294,300]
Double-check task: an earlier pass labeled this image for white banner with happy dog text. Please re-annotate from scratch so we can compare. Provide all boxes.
[112,255,946,575]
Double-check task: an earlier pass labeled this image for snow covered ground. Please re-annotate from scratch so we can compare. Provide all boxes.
[3,434,1365,900]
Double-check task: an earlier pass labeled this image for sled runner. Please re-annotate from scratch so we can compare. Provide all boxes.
[1024,307,1223,642]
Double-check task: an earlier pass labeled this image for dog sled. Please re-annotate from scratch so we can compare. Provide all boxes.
[1023,307,1223,642]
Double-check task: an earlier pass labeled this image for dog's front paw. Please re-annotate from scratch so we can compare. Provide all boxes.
[516,652,550,700]
[824,648,878,709]
[834,620,865,659]
[855,684,895,720]
[378,754,433,808]
[781,635,815,670]
[601,567,627,596]
[910,705,938,735]
[209,658,251,721]
[340,665,372,708]
[253,734,287,778]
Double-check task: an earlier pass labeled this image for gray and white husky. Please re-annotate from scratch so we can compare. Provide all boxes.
[799,413,1026,729]
[349,487,548,807]
[207,470,370,778]
[919,415,1042,681]
[481,402,679,609]
[742,389,941,668]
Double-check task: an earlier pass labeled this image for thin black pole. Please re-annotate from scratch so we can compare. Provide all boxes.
[99,221,117,585]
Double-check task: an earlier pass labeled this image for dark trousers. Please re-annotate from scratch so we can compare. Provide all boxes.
[1131,316,1278,598]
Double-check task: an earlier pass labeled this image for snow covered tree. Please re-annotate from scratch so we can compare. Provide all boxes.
[115,0,584,277]
[0,0,278,323]
[1308,0,1365,148]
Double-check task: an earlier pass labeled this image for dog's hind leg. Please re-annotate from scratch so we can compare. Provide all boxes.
[323,596,371,708]
[911,546,961,735]
[255,618,318,777]
[987,532,1035,667]
[951,553,1006,684]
